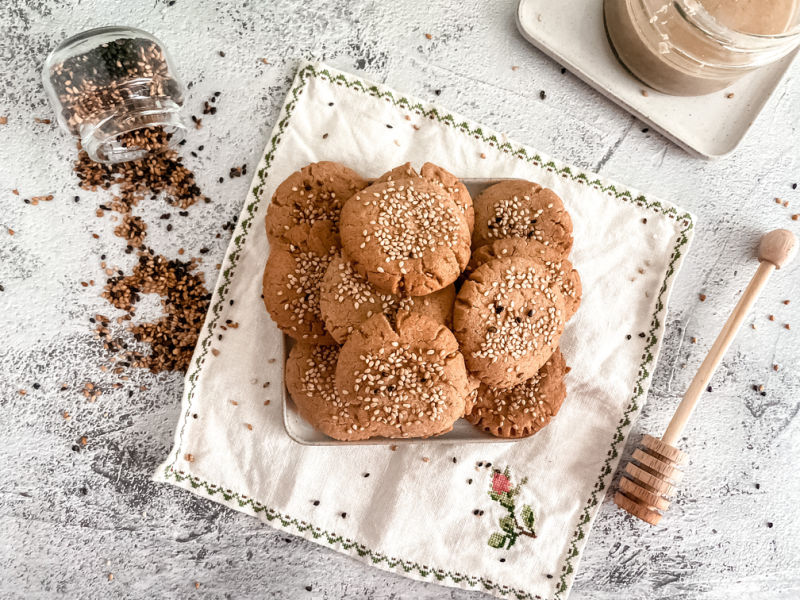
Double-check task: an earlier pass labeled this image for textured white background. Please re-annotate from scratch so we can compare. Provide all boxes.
[1,1,799,599]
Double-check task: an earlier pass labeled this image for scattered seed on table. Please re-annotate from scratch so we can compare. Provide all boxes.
[184,453,194,462]
[511,66,519,71]
[245,423,253,430]
[425,33,432,39]
[785,323,791,330]
[639,332,646,338]
[340,512,347,518]
[641,89,649,97]
[480,153,486,159]
[784,300,791,305]
[211,348,220,356]
[422,457,430,463]
[726,93,734,99]
[539,90,546,100]
[769,315,775,321]
[699,293,706,301]
[706,386,712,392]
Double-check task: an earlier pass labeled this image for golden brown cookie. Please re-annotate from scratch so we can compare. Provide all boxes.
[285,343,371,441]
[262,221,338,344]
[472,180,573,254]
[265,161,367,246]
[340,177,471,296]
[453,256,566,388]
[319,253,455,343]
[466,238,582,320]
[467,348,567,438]
[421,162,474,233]
[373,162,418,184]
[335,312,470,438]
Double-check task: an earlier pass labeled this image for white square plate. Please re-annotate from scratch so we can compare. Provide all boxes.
[283,179,518,446]
[516,0,798,158]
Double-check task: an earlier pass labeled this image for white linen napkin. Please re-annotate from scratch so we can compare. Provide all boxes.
[155,60,695,600]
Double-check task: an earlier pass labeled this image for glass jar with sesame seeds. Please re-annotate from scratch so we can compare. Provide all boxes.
[43,26,186,163]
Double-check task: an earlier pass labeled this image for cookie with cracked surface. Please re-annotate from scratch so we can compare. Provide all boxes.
[472,180,573,254]
[420,162,474,233]
[340,177,471,296]
[466,238,581,320]
[262,221,338,344]
[319,253,455,343]
[373,162,418,184]
[286,343,371,441]
[265,161,367,246]
[467,348,567,438]
[453,256,566,388]
[334,312,470,439]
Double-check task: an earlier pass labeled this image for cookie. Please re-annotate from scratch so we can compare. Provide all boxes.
[340,177,471,296]
[472,180,573,254]
[285,343,370,441]
[373,162,418,184]
[421,162,474,233]
[265,161,367,246]
[262,221,338,344]
[467,348,567,438]
[335,312,470,438]
[453,256,566,388]
[319,253,455,343]
[466,238,582,320]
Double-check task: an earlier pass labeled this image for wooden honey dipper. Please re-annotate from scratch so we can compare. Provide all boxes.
[614,229,798,525]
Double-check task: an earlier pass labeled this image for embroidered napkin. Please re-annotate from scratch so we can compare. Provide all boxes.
[156,61,694,600]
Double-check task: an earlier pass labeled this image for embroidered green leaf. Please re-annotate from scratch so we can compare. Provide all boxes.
[487,533,506,549]
[499,516,515,534]
[521,505,535,530]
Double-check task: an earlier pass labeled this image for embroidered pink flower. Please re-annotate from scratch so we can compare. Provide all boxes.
[492,472,511,493]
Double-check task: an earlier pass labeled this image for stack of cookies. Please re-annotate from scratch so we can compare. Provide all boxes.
[263,161,580,441]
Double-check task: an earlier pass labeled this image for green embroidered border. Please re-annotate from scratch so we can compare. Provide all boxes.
[162,62,694,600]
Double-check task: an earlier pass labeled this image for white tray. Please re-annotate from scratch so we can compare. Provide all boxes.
[283,179,518,446]
[516,0,798,158]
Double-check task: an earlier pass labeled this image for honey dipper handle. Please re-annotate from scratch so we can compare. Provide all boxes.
[661,261,775,445]
[661,230,796,446]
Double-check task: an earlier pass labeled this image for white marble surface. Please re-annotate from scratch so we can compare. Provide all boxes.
[1,1,799,599]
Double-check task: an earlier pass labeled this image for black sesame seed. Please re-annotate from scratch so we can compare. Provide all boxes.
[707,386,712,392]
[515,317,522,323]
[500,558,506,562]
[755,483,761,489]
[328,102,334,106]
[638,332,646,338]
[767,522,773,528]
[793,183,798,190]
[192,413,198,419]
[626,334,631,340]
[305,586,312,592]
[71,445,80,452]
[386,124,393,128]
[363,473,370,478]
[642,127,649,133]
[74,195,80,202]
[478,462,483,466]
[79,486,88,495]
[341,512,347,518]
[467,479,473,484]
[33,383,40,390]
[760,391,767,397]
[198,145,204,151]
[486,462,492,467]
[546,574,553,579]
[218,50,226,57]
[539,90,546,100]
[495,306,504,314]
[452,457,457,463]
[218,177,224,183]
[434,89,442,96]
[473,509,480,515]
[527,309,534,317]
[312,500,319,506]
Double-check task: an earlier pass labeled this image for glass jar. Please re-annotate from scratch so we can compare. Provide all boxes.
[604,0,800,96]
[43,26,186,163]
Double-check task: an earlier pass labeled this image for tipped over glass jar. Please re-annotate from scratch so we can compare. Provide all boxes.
[604,0,800,96]
[43,26,186,163]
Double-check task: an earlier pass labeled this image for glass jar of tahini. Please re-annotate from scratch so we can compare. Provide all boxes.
[604,0,800,96]
[43,26,186,163]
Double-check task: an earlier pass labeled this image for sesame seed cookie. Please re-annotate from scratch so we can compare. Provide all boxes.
[421,162,474,233]
[373,162,418,184]
[262,221,338,344]
[472,180,573,254]
[335,312,470,438]
[453,256,566,388]
[467,348,567,438]
[466,238,582,320]
[265,161,367,246]
[285,343,373,441]
[319,253,455,343]
[340,177,471,296]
